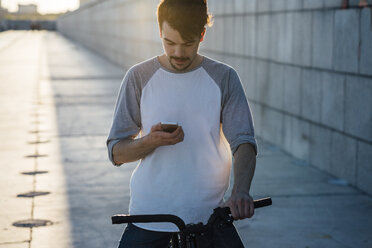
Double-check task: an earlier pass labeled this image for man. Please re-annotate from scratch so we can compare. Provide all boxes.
[107,0,257,247]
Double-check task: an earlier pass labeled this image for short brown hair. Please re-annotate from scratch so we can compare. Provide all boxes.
[157,0,213,41]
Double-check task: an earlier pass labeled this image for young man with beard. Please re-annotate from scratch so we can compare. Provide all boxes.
[107,0,257,247]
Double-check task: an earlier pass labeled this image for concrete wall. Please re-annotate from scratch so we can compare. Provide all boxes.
[57,0,372,195]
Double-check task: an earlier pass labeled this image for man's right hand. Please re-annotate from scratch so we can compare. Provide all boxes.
[145,122,184,149]
[112,122,184,165]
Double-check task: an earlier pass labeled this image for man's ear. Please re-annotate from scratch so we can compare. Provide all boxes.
[200,28,206,42]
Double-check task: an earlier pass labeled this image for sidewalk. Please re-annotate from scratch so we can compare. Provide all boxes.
[0,30,371,248]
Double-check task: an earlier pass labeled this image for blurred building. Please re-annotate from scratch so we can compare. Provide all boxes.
[17,4,38,14]
[80,0,94,7]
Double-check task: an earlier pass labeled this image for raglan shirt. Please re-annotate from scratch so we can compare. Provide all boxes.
[107,56,257,232]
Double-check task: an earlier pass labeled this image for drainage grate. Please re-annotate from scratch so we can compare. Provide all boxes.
[28,140,50,144]
[17,191,50,198]
[21,171,49,175]
[13,219,53,228]
[25,154,48,158]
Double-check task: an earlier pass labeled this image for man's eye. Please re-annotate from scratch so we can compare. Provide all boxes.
[167,43,175,46]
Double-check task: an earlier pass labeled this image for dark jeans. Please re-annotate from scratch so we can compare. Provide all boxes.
[117,223,245,248]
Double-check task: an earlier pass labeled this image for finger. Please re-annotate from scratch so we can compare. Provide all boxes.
[244,199,250,218]
[249,199,255,218]
[228,202,238,220]
[151,122,163,132]
[236,199,244,220]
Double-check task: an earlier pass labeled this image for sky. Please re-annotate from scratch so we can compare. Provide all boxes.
[1,0,79,14]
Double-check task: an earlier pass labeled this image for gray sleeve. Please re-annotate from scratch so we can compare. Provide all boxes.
[221,68,258,155]
[106,68,142,166]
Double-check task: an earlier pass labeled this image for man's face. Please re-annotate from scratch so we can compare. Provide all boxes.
[160,21,203,72]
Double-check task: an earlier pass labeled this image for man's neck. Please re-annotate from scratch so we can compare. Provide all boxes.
[158,54,203,73]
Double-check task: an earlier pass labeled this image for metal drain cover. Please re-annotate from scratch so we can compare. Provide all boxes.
[21,171,49,175]
[28,140,50,144]
[17,191,50,197]
[25,154,48,158]
[13,219,53,228]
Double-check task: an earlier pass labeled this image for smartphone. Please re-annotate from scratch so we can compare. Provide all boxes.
[160,122,178,133]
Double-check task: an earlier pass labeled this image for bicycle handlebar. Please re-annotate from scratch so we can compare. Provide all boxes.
[111,197,272,230]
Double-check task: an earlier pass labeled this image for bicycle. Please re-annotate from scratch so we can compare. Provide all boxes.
[112,197,272,248]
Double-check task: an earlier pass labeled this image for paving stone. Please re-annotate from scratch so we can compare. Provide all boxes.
[345,76,372,141]
[312,10,334,69]
[321,72,345,131]
[360,8,372,76]
[333,9,359,73]
[356,141,372,194]
[331,131,357,185]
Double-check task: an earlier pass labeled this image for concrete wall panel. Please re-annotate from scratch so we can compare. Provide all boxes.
[292,12,312,67]
[243,16,256,57]
[301,69,322,122]
[283,66,302,115]
[271,0,287,11]
[256,14,270,59]
[268,63,284,109]
[312,10,333,69]
[303,0,323,9]
[331,132,357,185]
[356,141,372,194]
[321,72,345,131]
[333,9,359,73]
[345,76,372,141]
[291,117,310,161]
[360,8,372,76]
[309,124,332,173]
[286,0,303,10]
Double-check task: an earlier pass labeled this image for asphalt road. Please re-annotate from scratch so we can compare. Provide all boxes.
[0,30,371,248]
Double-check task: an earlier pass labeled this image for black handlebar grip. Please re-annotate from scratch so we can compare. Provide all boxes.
[253,197,272,209]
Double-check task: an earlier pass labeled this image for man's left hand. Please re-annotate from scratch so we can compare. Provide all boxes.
[222,191,254,220]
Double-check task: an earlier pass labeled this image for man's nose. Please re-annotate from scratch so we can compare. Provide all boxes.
[174,46,185,57]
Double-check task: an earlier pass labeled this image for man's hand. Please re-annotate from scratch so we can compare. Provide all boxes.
[222,143,256,220]
[146,122,184,148]
[223,191,254,220]
[112,122,184,165]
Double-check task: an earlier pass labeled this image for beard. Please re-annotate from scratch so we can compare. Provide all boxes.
[169,56,194,72]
